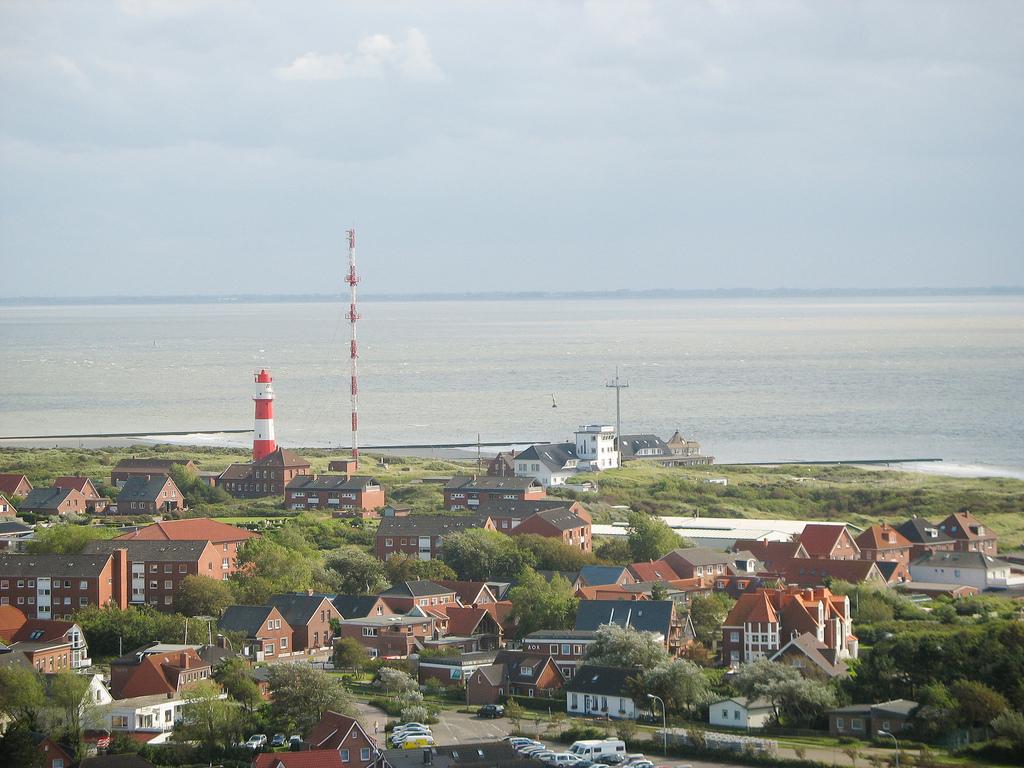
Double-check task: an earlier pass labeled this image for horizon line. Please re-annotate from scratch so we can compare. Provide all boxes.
[1,285,1022,306]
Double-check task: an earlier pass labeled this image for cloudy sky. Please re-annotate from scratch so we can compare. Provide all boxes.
[1,1,1022,297]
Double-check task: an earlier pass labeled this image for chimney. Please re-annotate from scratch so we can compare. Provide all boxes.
[179,652,189,667]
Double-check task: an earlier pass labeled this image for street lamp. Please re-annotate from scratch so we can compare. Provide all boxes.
[646,694,667,756]
[877,729,899,767]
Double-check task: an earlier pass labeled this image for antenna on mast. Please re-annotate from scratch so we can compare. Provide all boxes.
[606,367,629,462]
[345,228,360,468]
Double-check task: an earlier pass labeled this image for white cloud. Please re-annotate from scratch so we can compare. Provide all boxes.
[276,28,442,82]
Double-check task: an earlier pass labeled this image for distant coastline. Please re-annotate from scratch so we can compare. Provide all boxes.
[1,286,1022,307]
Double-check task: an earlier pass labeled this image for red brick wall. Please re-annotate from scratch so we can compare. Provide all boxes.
[26,643,72,673]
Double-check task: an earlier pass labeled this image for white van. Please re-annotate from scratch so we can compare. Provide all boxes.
[568,739,627,760]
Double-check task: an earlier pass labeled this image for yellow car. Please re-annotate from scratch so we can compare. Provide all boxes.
[402,737,435,749]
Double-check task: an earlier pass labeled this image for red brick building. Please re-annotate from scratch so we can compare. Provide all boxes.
[377,581,458,612]
[305,710,384,768]
[219,605,294,661]
[0,474,33,499]
[0,604,91,669]
[0,550,129,619]
[285,475,385,516]
[465,650,565,705]
[84,539,222,611]
[522,629,597,679]
[443,476,545,511]
[938,510,998,555]
[53,476,109,513]
[112,517,258,576]
[474,498,589,533]
[510,507,591,552]
[334,611,437,659]
[110,646,212,698]
[896,517,957,561]
[659,547,732,579]
[19,487,88,517]
[218,448,310,499]
[267,593,343,653]
[731,539,809,570]
[116,474,184,515]
[721,586,855,668]
[798,524,861,560]
[111,458,197,488]
[375,515,495,561]
[855,523,913,582]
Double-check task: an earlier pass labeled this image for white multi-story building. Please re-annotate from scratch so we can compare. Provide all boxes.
[514,425,618,487]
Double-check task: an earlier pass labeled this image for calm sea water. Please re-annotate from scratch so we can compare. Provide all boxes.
[1,297,1022,469]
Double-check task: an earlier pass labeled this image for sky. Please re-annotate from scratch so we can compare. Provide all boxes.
[1,1,1022,297]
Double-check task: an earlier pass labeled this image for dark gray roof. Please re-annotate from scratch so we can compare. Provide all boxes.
[445,475,542,492]
[80,755,157,768]
[566,664,639,696]
[665,547,732,566]
[0,521,32,535]
[529,508,587,532]
[286,475,381,491]
[875,561,900,582]
[114,458,191,470]
[536,570,579,584]
[515,443,578,473]
[378,581,454,598]
[574,599,675,635]
[524,629,597,641]
[118,474,174,502]
[21,487,75,510]
[474,499,575,517]
[770,632,847,678]
[911,551,1009,570]
[617,434,670,459]
[332,595,383,619]
[218,605,277,636]
[83,539,210,562]
[267,593,335,626]
[577,565,630,586]
[897,517,954,545]
[0,552,114,578]
[376,515,491,538]
[385,741,540,768]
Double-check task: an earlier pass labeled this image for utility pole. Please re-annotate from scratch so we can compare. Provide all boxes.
[606,367,629,462]
[345,228,360,469]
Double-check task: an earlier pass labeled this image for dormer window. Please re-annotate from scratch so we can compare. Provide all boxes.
[520,666,533,677]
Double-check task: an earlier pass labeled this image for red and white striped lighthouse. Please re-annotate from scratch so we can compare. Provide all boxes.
[252,369,276,461]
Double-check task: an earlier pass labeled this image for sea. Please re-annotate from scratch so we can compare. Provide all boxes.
[1,296,1022,476]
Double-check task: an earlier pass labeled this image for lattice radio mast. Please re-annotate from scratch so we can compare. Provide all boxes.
[345,229,360,468]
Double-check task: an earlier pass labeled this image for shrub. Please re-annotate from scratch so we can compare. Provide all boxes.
[400,705,428,724]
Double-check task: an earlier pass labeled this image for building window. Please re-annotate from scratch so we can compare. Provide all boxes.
[164,580,172,590]
[165,596,173,605]
[361,748,371,761]
[340,749,350,762]
[79,597,88,606]
[281,637,288,649]
[179,564,187,573]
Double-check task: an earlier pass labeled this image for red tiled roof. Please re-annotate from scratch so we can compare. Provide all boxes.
[855,523,911,551]
[732,539,807,565]
[0,474,31,497]
[778,557,882,586]
[798,524,850,558]
[0,604,27,640]
[113,518,258,543]
[434,580,495,605]
[445,606,492,636]
[53,476,97,495]
[306,711,361,749]
[254,752,344,768]
[13,617,74,643]
[480,600,516,631]
[628,560,682,582]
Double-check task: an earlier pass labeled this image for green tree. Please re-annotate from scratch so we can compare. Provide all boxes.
[47,671,96,760]
[991,710,1024,751]
[333,637,368,672]
[175,680,246,753]
[649,582,669,601]
[443,529,536,581]
[74,605,185,656]
[377,667,419,698]
[950,679,1009,727]
[513,534,598,572]
[0,722,43,768]
[412,558,458,582]
[326,545,389,594]
[689,593,735,647]
[213,657,263,712]
[27,525,116,554]
[855,593,895,624]
[640,659,712,715]
[626,511,691,562]
[177,575,234,617]
[0,666,46,726]
[732,658,835,727]
[594,537,633,565]
[231,538,314,603]
[268,663,352,735]
[508,568,578,638]
[169,463,232,507]
[586,623,670,668]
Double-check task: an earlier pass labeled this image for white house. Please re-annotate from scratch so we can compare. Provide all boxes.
[909,551,1022,590]
[566,665,637,720]
[515,425,618,488]
[709,697,775,729]
[104,689,226,745]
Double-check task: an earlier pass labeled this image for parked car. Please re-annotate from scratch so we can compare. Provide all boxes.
[391,730,433,746]
[520,746,548,757]
[244,734,267,750]
[270,734,286,748]
[626,761,654,768]
[477,704,505,718]
[507,738,534,748]
[545,754,586,767]
[288,735,302,751]
[602,756,627,766]
[394,722,429,732]
[402,736,435,749]
[621,755,646,765]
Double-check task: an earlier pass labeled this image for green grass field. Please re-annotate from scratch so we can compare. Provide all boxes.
[3,445,1022,548]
